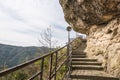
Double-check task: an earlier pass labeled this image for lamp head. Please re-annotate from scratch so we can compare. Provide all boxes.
[66,26,72,31]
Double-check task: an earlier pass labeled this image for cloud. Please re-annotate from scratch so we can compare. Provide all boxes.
[0,2,25,22]
[0,0,75,47]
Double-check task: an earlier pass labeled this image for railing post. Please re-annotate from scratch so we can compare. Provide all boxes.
[40,58,44,80]
[54,52,58,80]
[49,54,53,80]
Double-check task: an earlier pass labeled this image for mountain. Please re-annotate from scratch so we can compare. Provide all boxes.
[0,43,51,69]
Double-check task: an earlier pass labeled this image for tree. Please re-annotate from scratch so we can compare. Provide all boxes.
[38,26,57,52]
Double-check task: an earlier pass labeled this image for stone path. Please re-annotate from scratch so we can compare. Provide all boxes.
[70,50,119,80]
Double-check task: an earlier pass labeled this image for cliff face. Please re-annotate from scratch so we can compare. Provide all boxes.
[59,0,120,78]
[86,19,120,78]
[59,0,120,34]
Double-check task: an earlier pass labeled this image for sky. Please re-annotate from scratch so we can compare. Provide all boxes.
[0,0,77,47]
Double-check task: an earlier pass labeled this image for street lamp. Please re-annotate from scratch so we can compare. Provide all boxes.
[66,26,72,79]
[66,26,72,56]
[66,26,72,43]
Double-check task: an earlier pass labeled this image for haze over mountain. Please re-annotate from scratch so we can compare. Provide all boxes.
[0,43,51,70]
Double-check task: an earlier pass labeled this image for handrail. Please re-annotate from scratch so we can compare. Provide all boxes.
[28,71,42,80]
[0,40,74,80]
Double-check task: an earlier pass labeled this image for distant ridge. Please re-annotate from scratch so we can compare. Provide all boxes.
[0,43,51,70]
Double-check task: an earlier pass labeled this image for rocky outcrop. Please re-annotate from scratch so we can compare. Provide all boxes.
[59,0,120,34]
[71,37,87,50]
[59,0,120,78]
[86,19,120,78]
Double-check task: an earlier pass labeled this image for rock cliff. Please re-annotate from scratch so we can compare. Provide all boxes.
[59,0,120,78]
[60,0,120,34]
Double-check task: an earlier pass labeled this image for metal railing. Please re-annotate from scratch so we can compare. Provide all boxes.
[0,41,73,80]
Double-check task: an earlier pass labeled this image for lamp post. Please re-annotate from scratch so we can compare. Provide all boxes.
[66,26,72,44]
[66,26,72,56]
[66,26,72,79]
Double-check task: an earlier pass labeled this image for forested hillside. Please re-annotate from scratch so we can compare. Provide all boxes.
[0,44,51,69]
